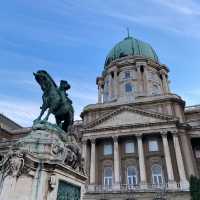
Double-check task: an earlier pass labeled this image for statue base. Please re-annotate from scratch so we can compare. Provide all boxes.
[0,122,87,200]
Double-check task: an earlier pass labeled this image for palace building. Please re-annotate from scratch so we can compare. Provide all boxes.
[80,35,200,200]
[0,35,200,200]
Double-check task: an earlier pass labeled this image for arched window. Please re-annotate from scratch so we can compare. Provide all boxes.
[104,167,113,187]
[125,83,132,93]
[127,166,138,186]
[151,164,163,185]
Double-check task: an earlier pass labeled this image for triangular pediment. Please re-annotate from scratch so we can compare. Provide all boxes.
[85,106,175,129]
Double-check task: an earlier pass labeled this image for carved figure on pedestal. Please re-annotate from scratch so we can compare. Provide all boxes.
[0,150,24,191]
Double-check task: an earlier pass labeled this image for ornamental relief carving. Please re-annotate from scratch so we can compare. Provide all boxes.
[9,153,24,177]
[0,150,25,181]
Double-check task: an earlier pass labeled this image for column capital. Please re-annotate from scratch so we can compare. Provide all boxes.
[136,133,143,138]
[90,138,96,144]
[113,66,118,72]
[171,130,178,137]
[82,139,87,145]
[112,135,118,142]
[160,69,168,75]
[96,76,104,85]
[136,61,147,67]
[160,130,168,137]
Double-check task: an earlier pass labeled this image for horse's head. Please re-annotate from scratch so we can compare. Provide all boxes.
[33,70,57,92]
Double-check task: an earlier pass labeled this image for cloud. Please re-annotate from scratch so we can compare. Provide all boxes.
[175,88,200,106]
[0,97,40,127]
[153,0,200,16]
[76,0,200,39]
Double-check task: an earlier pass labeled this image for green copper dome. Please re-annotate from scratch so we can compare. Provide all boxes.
[104,36,159,67]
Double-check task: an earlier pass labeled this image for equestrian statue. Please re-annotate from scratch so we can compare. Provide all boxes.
[33,70,74,133]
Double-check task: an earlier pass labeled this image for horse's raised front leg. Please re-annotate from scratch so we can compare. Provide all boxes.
[33,106,47,124]
[43,108,52,122]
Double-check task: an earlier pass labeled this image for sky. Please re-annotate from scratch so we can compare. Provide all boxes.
[0,0,200,127]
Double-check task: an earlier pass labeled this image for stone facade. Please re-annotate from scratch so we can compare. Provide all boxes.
[80,37,200,200]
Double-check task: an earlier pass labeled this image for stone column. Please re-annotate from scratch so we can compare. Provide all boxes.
[137,134,147,189]
[98,85,101,103]
[108,73,112,101]
[31,163,48,200]
[143,65,150,96]
[113,136,120,190]
[114,69,118,99]
[160,70,169,94]
[37,170,48,200]
[162,75,168,93]
[161,131,176,189]
[82,140,87,170]
[136,64,143,96]
[172,131,189,190]
[90,139,96,185]
[174,104,184,123]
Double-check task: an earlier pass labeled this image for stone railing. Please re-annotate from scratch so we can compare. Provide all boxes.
[185,105,200,112]
[83,93,183,111]
[86,182,184,193]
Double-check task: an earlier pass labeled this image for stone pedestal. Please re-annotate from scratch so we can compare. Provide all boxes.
[140,182,148,190]
[167,181,178,190]
[0,122,87,200]
[112,183,120,191]
[180,180,190,191]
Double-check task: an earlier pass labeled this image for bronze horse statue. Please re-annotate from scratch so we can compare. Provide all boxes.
[33,70,74,133]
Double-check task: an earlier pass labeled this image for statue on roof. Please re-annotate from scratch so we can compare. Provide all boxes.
[33,70,74,133]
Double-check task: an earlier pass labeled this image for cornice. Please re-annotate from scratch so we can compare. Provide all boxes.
[83,120,178,134]
[82,93,185,116]
[24,154,87,181]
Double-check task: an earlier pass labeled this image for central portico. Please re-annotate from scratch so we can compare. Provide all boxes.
[83,105,188,191]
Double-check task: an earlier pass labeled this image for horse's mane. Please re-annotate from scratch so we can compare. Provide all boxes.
[38,70,57,88]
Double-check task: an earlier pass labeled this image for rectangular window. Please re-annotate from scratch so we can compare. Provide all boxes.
[195,150,200,158]
[153,174,163,185]
[125,142,135,153]
[104,144,112,155]
[125,83,132,93]
[125,71,130,79]
[104,166,113,189]
[149,140,159,152]
[104,177,112,186]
